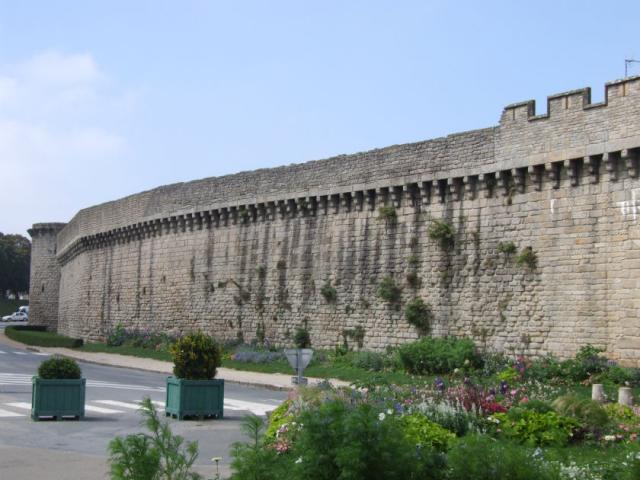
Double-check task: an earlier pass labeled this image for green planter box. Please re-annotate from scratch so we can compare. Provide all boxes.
[31,377,86,421]
[165,376,224,420]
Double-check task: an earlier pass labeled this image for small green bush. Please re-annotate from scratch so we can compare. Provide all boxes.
[378,205,397,221]
[107,323,127,347]
[320,282,337,303]
[519,400,554,414]
[497,241,517,255]
[551,394,609,429]
[427,219,455,250]
[38,356,82,379]
[293,327,311,349]
[398,336,480,375]
[405,272,420,288]
[169,332,221,380]
[490,410,579,446]
[515,246,537,269]
[377,276,401,304]
[447,435,562,480]
[399,413,456,452]
[595,365,640,386]
[404,298,432,333]
[351,351,385,372]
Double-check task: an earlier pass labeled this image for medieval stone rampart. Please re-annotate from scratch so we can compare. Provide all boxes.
[30,76,640,365]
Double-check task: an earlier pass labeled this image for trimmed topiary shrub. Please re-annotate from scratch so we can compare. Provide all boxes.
[398,336,480,375]
[169,331,221,380]
[37,356,82,379]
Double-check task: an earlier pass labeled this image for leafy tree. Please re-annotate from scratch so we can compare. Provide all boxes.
[0,233,31,297]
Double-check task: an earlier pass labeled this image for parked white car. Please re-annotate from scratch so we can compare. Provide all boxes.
[1,311,28,322]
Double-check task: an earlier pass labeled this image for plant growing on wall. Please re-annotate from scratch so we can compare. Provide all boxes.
[407,254,419,266]
[378,205,397,221]
[320,281,337,303]
[516,246,537,270]
[293,327,311,349]
[497,241,517,255]
[377,276,402,305]
[406,272,420,288]
[428,219,455,250]
[405,298,432,333]
[256,265,267,279]
[276,259,286,270]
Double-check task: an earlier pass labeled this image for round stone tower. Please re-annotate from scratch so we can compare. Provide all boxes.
[27,223,66,331]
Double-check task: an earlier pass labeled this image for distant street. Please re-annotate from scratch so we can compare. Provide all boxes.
[0,324,287,479]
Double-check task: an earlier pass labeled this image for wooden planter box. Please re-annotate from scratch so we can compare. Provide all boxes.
[31,377,86,421]
[165,377,224,420]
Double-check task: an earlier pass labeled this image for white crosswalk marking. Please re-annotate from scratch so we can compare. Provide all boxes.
[224,399,279,416]
[12,352,27,355]
[6,402,30,410]
[0,408,24,417]
[0,351,6,354]
[31,352,50,356]
[94,400,143,410]
[84,405,123,414]
[0,373,163,392]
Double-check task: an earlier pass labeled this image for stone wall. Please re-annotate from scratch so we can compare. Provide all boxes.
[27,223,67,331]
[30,75,640,365]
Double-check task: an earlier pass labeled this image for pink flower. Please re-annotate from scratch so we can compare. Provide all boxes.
[520,397,529,404]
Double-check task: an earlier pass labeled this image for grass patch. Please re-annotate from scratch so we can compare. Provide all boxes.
[5,326,83,348]
[79,343,172,362]
[0,297,28,316]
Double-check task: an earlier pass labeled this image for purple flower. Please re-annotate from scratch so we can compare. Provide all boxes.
[434,377,445,391]
[499,380,508,395]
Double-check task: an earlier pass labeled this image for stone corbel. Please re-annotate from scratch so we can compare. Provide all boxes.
[366,190,376,211]
[463,176,475,200]
[448,178,461,201]
[584,155,600,184]
[420,181,431,205]
[512,169,526,193]
[219,208,229,226]
[564,160,579,187]
[403,184,416,208]
[390,186,402,207]
[210,210,221,228]
[478,173,494,198]
[622,149,639,178]
[307,197,317,216]
[277,200,287,219]
[229,207,238,225]
[248,204,257,222]
[546,163,560,189]
[496,171,512,196]
[318,196,329,215]
[436,180,447,203]
[266,202,277,221]
[376,187,388,208]
[256,203,266,222]
[354,191,364,211]
[527,166,542,191]
[603,152,617,181]
[185,213,194,231]
[340,192,351,212]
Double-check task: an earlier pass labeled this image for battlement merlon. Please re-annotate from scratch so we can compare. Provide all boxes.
[500,75,640,124]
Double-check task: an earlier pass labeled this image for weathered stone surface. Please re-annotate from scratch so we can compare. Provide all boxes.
[28,76,640,365]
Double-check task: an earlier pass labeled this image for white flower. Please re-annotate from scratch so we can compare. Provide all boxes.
[603,435,616,441]
[295,457,303,464]
[387,409,393,415]
[378,412,386,421]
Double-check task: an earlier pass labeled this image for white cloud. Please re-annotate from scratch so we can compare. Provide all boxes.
[0,51,134,236]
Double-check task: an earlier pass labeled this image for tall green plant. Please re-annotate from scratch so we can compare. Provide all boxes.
[170,332,221,380]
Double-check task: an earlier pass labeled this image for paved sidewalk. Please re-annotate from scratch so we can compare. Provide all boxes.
[0,331,349,390]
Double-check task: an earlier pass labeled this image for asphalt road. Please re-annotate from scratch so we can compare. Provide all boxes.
[0,325,288,479]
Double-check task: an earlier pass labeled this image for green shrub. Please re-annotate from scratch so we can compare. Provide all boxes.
[37,356,82,379]
[427,219,455,250]
[560,345,608,382]
[405,272,420,288]
[230,415,288,480]
[351,351,385,372]
[490,410,579,446]
[594,364,640,386]
[519,400,554,414]
[398,336,480,375]
[169,332,221,380]
[378,205,397,221]
[404,298,432,333]
[603,403,636,422]
[497,367,520,383]
[107,323,127,347]
[420,402,485,437]
[399,413,455,452]
[264,400,294,443]
[109,398,201,480]
[320,282,337,303]
[293,327,311,349]
[291,401,446,480]
[551,394,609,429]
[447,435,561,480]
[515,246,537,269]
[377,276,401,304]
[5,326,83,348]
[497,241,517,255]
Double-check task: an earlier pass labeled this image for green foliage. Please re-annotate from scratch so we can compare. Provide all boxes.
[490,410,579,446]
[293,327,311,349]
[497,241,517,255]
[497,367,520,383]
[398,336,480,375]
[447,436,562,480]
[264,400,294,442]
[37,356,82,379]
[427,219,455,250]
[230,414,293,480]
[405,272,420,288]
[519,400,554,414]
[291,401,446,480]
[170,332,221,380]
[0,233,31,296]
[377,276,401,305]
[407,254,419,266]
[108,323,127,347]
[255,321,266,346]
[551,394,609,429]
[515,246,537,269]
[5,325,84,348]
[320,281,337,303]
[378,205,397,221]
[404,298,432,333]
[594,365,640,386]
[603,403,636,422]
[351,351,385,371]
[256,265,267,279]
[108,398,201,480]
[0,297,28,316]
[420,402,484,437]
[399,413,456,452]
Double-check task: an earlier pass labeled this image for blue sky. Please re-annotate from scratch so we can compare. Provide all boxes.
[1,1,639,235]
